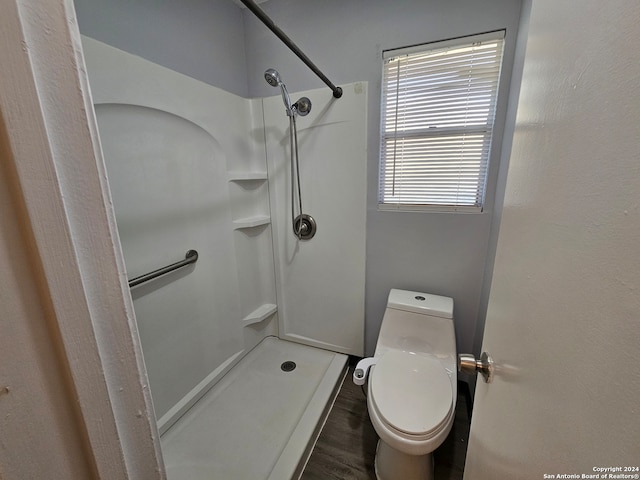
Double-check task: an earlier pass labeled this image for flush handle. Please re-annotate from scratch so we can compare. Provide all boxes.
[458,352,494,383]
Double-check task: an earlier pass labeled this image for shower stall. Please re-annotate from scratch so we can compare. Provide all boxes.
[82,32,367,479]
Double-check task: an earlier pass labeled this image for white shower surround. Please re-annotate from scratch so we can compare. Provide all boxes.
[264,83,367,356]
[83,36,271,431]
[82,36,366,478]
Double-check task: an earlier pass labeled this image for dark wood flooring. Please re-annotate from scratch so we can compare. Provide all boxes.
[301,363,471,480]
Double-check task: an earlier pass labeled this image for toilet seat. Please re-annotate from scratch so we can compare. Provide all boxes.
[370,350,453,437]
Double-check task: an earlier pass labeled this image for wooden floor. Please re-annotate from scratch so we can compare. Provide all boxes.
[301,364,471,480]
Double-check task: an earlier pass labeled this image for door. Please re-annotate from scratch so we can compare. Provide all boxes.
[464,1,640,477]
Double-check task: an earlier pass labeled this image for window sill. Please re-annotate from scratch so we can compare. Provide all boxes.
[378,203,483,214]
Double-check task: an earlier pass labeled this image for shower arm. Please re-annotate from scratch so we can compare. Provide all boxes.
[240,0,343,99]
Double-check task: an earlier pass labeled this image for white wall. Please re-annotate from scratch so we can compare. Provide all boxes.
[243,0,524,356]
[0,133,95,480]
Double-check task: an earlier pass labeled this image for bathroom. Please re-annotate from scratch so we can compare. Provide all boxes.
[71,0,524,366]
[73,0,521,476]
[1,0,638,479]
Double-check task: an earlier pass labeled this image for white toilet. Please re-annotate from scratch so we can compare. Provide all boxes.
[354,289,457,480]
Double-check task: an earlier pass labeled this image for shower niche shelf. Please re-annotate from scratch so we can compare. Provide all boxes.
[233,215,271,230]
[241,303,277,327]
[228,178,270,227]
[228,163,276,326]
[228,172,268,182]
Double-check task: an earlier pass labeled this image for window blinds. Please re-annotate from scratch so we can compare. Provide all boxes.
[379,31,505,211]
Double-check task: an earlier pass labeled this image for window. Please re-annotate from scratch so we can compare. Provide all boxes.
[379,31,505,212]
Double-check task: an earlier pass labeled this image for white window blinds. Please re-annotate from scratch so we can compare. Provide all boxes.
[379,31,505,211]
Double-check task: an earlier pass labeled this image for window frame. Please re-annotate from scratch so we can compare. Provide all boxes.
[378,30,506,213]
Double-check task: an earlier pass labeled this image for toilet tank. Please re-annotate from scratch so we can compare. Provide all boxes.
[375,289,455,359]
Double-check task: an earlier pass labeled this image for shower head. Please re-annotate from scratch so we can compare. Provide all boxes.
[265,68,293,116]
[264,68,281,87]
[264,69,312,117]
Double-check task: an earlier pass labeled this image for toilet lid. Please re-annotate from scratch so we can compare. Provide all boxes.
[371,350,453,436]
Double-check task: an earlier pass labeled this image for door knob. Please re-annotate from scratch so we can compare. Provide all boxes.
[458,352,494,383]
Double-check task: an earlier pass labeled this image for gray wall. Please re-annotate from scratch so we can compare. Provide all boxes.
[243,0,523,356]
[75,0,525,358]
[74,0,249,97]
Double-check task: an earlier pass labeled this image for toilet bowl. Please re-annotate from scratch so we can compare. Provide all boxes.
[354,289,456,480]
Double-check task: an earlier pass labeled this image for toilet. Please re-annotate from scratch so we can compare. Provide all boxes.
[354,289,457,480]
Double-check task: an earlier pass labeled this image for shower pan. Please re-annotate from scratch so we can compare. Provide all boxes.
[161,337,346,479]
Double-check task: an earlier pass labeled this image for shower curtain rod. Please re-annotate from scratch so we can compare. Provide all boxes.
[239,0,343,99]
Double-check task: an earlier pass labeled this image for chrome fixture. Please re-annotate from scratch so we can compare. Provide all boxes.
[264,68,293,116]
[293,97,312,117]
[458,352,494,383]
[128,250,198,288]
[264,68,312,118]
[293,214,317,240]
[265,69,316,240]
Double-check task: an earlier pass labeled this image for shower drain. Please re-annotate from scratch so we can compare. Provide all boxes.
[281,361,297,372]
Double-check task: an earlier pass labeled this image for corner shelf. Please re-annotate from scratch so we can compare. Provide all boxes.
[233,215,271,230]
[242,303,277,327]
[227,167,276,332]
[228,172,268,182]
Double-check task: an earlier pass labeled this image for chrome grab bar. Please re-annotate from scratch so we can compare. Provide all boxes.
[128,250,198,288]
